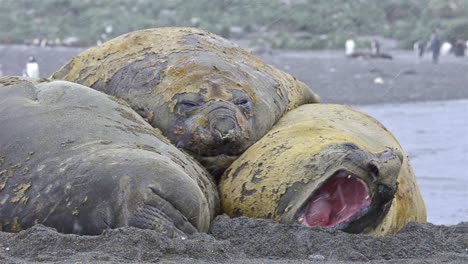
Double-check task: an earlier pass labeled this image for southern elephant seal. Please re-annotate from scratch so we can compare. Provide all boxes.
[219,104,426,236]
[0,77,218,235]
[51,27,320,177]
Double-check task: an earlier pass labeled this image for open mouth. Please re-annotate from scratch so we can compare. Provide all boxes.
[298,170,371,228]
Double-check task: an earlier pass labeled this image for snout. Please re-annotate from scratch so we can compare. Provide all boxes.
[208,108,241,142]
[182,100,252,160]
[210,116,237,141]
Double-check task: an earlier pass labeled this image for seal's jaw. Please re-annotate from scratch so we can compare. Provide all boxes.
[298,170,372,229]
[289,145,402,234]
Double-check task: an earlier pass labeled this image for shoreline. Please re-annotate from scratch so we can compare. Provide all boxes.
[1,44,468,105]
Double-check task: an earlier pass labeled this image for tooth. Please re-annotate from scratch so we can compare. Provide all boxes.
[298,217,304,224]
[347,175,351,179]
[337,185,345,206]
[366,195,370,199]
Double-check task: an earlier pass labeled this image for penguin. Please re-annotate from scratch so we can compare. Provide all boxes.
[22,55,40,78]
[345,39,356,56]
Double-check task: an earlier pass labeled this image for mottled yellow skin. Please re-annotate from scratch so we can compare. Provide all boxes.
[220,104,426,236]
[52,27,318,113]
[51,27,320,177]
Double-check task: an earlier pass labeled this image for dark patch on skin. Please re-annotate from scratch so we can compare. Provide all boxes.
[342,142,360,150]
[251,163,264,184]
[303,163,318,171]
[251,175,263,184]
[230,161,248,181]
[136,144,162,155]
[60,139,75,147]
[240,183,257,202]
[277,181,308,215]
[223,168,232,179]
[73,106,93,111]
[269,144,292,157]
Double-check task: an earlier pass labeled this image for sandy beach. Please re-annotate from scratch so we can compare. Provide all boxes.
[0,45,467,263]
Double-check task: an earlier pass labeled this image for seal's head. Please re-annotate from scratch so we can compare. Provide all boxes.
[219,104,426,235]
[153,52,285,176]
[221,142,402,234]
[285,144,402,233]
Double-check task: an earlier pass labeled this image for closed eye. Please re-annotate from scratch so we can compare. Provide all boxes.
[180,101,198,108]
[235,99,250,106]
[176,101,200,115]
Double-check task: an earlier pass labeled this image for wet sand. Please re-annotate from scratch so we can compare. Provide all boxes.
[260,49,468,105]
[1,218,467,263]
[0,45,467,263]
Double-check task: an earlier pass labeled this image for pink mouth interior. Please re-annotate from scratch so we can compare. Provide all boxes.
[300,171,371,228]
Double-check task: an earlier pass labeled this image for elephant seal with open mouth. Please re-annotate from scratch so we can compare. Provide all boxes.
[0,77,218,235]
[51,27,320,177]
[219,104,426,235]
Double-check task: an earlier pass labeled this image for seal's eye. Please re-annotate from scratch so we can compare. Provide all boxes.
[180,101,198,108]
[176,101,199,114]
[234,98,250,107]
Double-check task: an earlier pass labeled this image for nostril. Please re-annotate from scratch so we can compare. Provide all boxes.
[211,118,236,136]
[368,162,380,180]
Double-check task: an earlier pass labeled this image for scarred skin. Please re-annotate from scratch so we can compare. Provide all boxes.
[0,77,218,235]
[219,104,426,236]
[51,27,320,177]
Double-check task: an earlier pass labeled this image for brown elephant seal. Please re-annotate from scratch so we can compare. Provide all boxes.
[51,27,320,177]
[0,76,218,235]
[219,104,426,236]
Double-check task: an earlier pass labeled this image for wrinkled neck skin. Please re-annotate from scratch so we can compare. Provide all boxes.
[278,143,402,234]
[147,54,287,177]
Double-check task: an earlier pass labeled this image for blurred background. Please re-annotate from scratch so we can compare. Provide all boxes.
[1,0,468,49]
[0,0,467,225]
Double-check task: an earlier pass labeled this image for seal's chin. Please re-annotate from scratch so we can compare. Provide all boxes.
[298,170,371,228]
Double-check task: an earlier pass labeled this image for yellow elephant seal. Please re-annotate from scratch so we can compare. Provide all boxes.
[51,27,320,177]
[219,104,426,236]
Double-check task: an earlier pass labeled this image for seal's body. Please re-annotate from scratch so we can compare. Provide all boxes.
[0,77,218,235]
[52,27,319,176]
[220,104,426,236]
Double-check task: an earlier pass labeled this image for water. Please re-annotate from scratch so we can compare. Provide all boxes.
[357,99,468,225]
